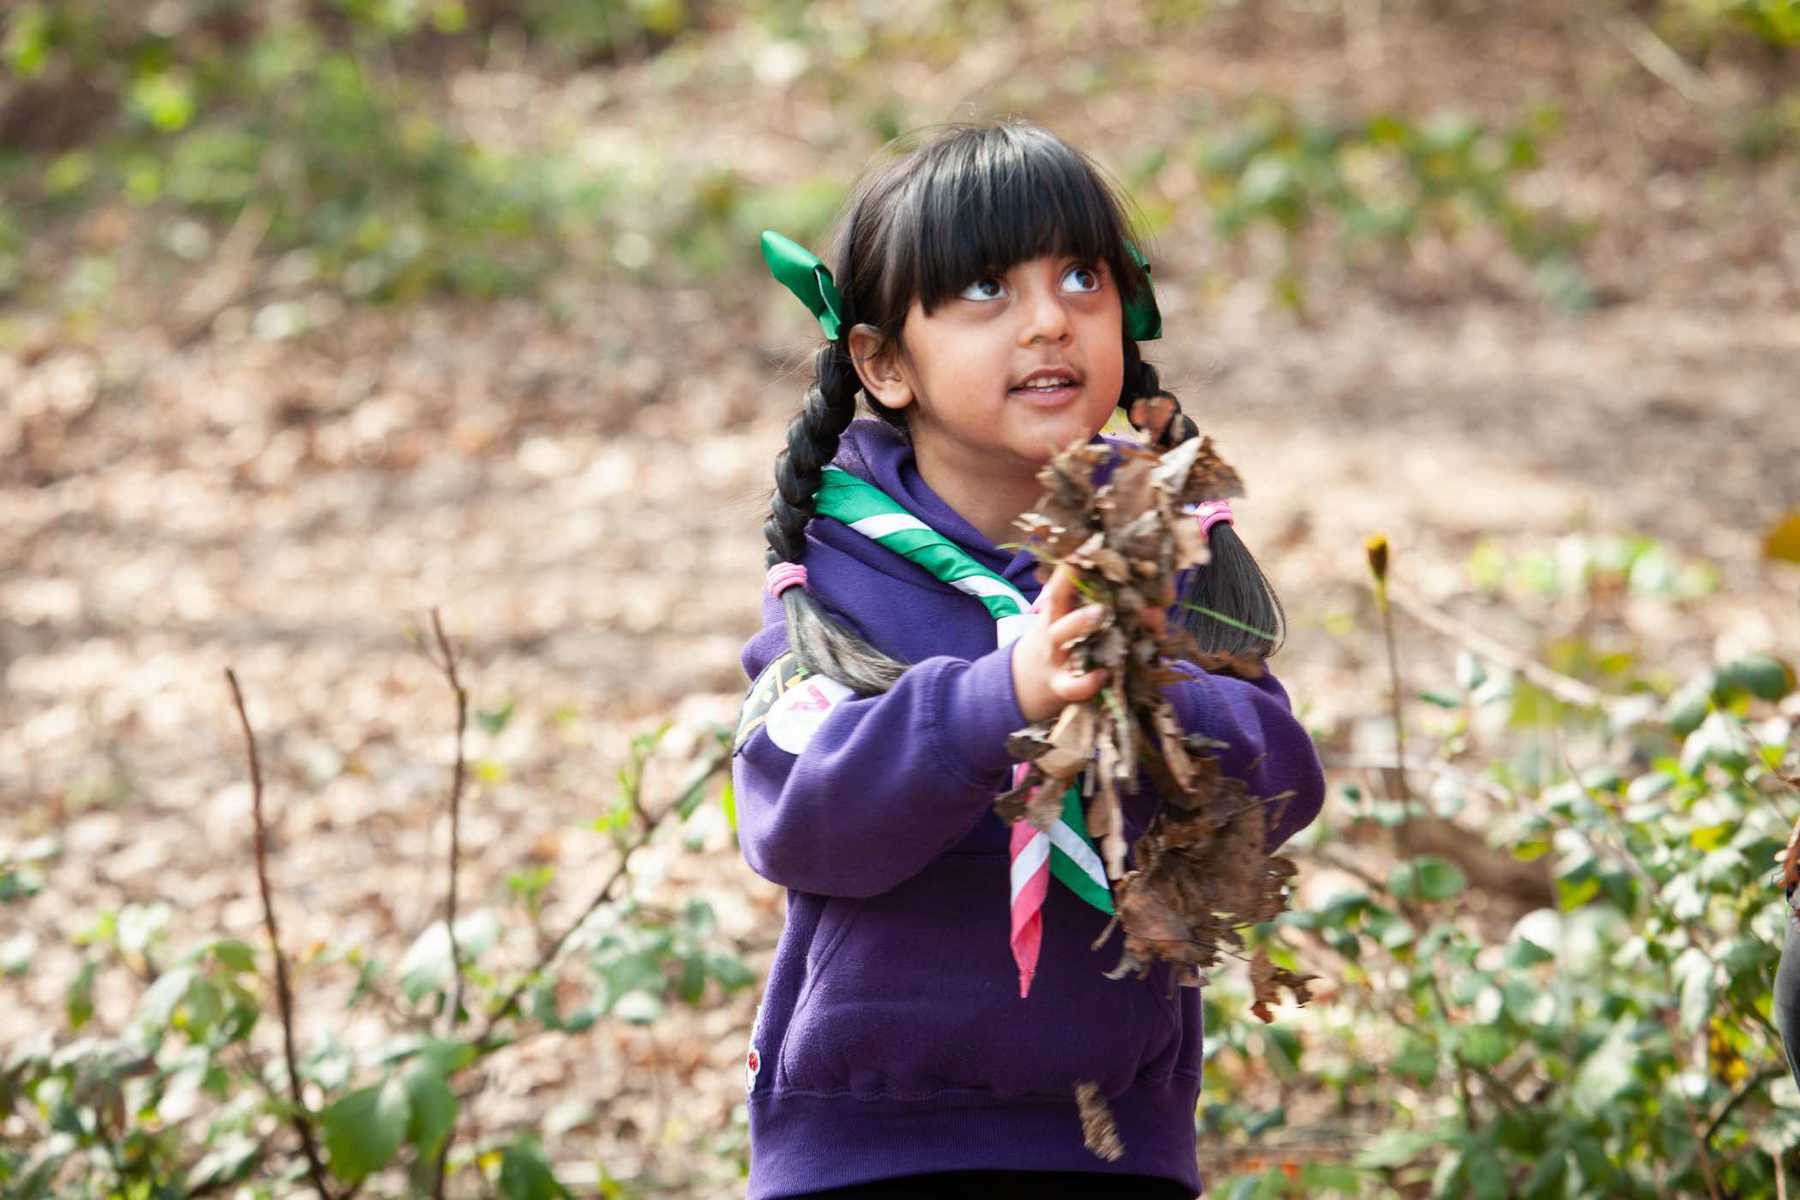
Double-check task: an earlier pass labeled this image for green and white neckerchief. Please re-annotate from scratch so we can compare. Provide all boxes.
[813,465,1114,921]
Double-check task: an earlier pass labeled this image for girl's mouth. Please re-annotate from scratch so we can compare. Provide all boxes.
[1009,370,1083,405]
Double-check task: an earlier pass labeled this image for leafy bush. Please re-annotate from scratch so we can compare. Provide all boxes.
[1176,98,1591,309]
[0,650,748,1197]
[0,1,690,303]
[1198,535,1799,1197]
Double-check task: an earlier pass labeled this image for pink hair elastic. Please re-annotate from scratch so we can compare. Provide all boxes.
[766,562,809,597]
[1188,499,1235,537]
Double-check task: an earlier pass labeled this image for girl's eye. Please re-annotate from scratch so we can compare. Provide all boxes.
[958,276,1005,301]
[1062,264,1101,293]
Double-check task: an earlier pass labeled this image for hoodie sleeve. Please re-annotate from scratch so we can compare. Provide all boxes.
[1161,662,1325,852]
[731,614,1028,899]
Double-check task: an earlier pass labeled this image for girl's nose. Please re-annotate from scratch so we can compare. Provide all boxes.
[1017,280,1071,345]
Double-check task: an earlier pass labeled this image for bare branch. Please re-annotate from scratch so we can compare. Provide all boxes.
[224,668,336,1200]
[422,609,472,1200]
[1705,1063,1784,1145]
[1601,13,1724,109]
[1372,564,1416,823]
[427,609,470,1038]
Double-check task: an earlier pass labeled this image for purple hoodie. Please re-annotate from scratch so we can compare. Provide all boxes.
[731,420,1325,1198]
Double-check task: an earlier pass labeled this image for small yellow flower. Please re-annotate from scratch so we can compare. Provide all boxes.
[1365,534,1390,584]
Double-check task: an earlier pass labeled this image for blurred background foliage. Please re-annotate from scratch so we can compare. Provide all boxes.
[3,2,1799,1196]
[1,0,1795,314]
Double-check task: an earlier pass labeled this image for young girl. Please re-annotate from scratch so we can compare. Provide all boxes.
[731,120,1325,1200]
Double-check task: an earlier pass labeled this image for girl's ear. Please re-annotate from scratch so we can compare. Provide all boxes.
[847,322,915,413]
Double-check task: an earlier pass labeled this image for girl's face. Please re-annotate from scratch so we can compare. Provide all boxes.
[852,253,1125,490]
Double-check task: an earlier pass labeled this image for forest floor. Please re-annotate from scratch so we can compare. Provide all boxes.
[3,5,1798,1195]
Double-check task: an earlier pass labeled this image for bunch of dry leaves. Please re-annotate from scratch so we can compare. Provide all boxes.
[998,435,1321,1153]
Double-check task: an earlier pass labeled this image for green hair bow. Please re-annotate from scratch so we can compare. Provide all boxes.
[761,231,847,341]
[1123,241,1163,342]
[759,229,1162,343]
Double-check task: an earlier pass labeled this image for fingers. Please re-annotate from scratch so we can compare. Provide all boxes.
[1045,603,1105,662]
[1049,662,1107,702]
[1040,562,1082,623]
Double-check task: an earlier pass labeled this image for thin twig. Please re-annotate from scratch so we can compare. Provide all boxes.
[1705,1064,1785,1144]
[1388,585,1607,712]
[424,610,470,1200]
[1601,13,1723,109]
[1319,754,1518,806]
[1692,1099,1727,1200]
[478,846,637,1045]
[224,669,335,1200]
[1371,557,1415,823]
[426,609,470,1037]
[173,200,272,348]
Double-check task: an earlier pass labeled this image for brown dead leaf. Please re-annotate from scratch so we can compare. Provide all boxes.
[1075,1081,1125,1161]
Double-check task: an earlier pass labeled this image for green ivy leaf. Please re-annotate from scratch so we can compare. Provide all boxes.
[186,1134,261,1190]
[1716,654,1795,702]
[397,911,500,1004]
[207,938,259,973]
[1672,947,1716,1034]
[1661,680,1712,737]
[1300,1161,1361,1190]
[66,960,96,1030]
[1681,711,1750,776]
[475,698,516,735]
[403,1063,458,1158]
[1431,1146,1466,1198]
[136,966,198,1029]
[1244,1105,1286,1135]
[183,977,223,1038]
[1465,1144,1508,1200]
[1571,1022,1639,1117]
[1662,871,1707,922]
[1392,856,1468,901]
[612,991,662,1024]
[322,1076,411,1181]
[719,775,737,831]
[706,952,755,990]
[675,955,706,1005]
[499,1136,568,1200]
[1393,1034,1439,1086]
[1355,1127,1439,1169]
[1457,1024,1514,1069]
[1504,937,1555,969]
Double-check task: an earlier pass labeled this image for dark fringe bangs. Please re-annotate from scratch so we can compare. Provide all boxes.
[881,125,1141,320]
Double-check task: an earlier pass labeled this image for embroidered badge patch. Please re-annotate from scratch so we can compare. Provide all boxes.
[734,652,854,755]
[734,652,810,751]
[745,1044,762,1093]
[764,673,854,754]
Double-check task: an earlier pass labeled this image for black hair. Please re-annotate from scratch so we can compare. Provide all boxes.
[763,119,1286,695]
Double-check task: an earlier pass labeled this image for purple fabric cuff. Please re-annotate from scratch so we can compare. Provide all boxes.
[933,646,1027,784]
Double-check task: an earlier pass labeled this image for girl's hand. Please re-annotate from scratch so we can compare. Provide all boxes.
[1010,565,1108,724]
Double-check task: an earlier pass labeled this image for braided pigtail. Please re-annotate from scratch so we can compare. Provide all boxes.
[764,343,909,694]
[1120,341,1287,660]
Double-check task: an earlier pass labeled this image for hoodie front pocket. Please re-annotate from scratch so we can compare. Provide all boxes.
[775,853,1180,1101]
